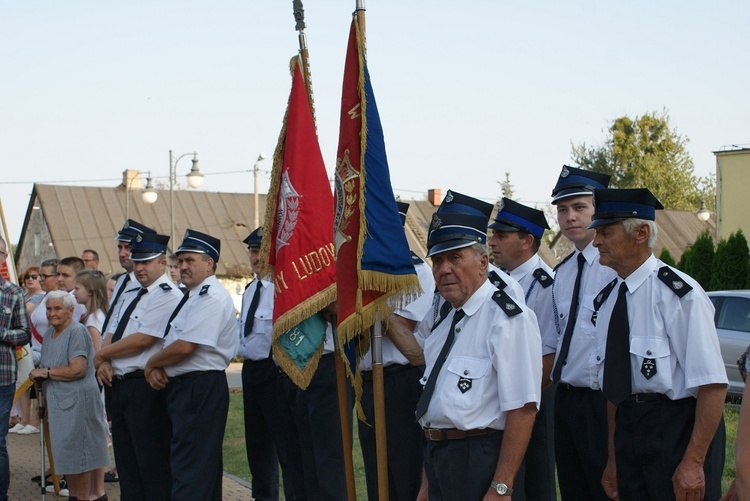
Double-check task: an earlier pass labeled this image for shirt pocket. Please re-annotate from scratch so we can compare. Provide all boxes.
[51,388,78,412]
[440,356,491,410]
[629,336,671,389]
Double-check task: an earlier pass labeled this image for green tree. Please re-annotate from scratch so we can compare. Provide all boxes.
[498,171,514,200]
[683,230,715,290]
[710,230,749,291]
[677,247,691,272]
[571,110,711,210]
[658,248,676,267]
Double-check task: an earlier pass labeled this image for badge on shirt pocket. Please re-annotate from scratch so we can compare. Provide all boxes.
[641,358,657,379]
[457,377,472,393]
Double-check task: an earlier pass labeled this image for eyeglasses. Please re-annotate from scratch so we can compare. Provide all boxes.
[24,274,39,280]
[39,274,56,280]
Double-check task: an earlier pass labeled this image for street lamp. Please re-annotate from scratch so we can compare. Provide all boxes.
[697,199,711,222]
[142,150,203,247]
[253,152,267,229]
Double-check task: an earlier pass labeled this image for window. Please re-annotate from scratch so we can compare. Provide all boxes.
[717,297,750,332]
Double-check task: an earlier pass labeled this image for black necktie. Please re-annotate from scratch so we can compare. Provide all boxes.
[603,282,631,405]
[110,288,148,344]
[164,292,190,338]
[101,274,131,334]
[552,252,586,382]
[243,281,263,338]
[416,309,466,420]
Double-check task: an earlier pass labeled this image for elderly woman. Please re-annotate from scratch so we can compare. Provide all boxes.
[29,291,109,501]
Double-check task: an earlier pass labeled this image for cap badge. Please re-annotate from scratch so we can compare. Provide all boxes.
[444,191,454,203]
[561,166,570,178]
[497,199,505,211]
[431,214,443,230]
[135,234,142,243]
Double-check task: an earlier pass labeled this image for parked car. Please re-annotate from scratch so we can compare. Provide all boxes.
[708,290,750,398]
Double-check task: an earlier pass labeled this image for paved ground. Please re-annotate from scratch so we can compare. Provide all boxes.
[7,363,253,500]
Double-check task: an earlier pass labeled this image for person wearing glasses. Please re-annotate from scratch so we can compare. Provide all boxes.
[82,249,100,271]
[21,267,45,313]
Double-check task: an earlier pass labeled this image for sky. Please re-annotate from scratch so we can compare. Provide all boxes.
[1,1,748,245]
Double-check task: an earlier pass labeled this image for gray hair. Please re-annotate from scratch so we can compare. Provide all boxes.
[45,290,76,309]
[470,242,489,258]
[621,218,658,249]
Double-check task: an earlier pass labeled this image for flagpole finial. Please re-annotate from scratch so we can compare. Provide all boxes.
[355,0,365,11]
[293,0,306,31]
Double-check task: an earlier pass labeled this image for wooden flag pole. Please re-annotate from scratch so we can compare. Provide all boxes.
[291,3,356,498]
[355,2,389,500]
[331,316,357,500]
[371,320,389,501]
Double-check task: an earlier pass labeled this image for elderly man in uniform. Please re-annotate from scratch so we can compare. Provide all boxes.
[357,201,435,501]
[95,233,181,501]
[239,226,295,501]
[488,198,557,501]
[416,202,542,500]
[588,188,727,501]
[548,166,614,501]
[145,229,239,501]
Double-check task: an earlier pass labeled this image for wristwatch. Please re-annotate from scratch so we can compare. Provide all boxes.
[490,481,513,496]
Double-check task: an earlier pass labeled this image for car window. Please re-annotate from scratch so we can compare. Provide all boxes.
[717,297,750,332]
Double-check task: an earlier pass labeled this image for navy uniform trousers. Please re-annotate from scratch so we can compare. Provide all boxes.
[615,396,723,500]
[523,382,557,501]
[554,386,610,501]
[295,353,351,501]
[242,358,295,501]
[110,375,172,501]
[424,430,526,500]
[166,371,228,501]
[358,364,424,501]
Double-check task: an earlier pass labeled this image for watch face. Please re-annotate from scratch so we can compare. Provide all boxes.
[496,483,508,495]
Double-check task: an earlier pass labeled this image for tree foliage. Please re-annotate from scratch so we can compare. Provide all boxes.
[710,230,749,291]
[571,110,713,210]
[498,171,514,200]
[658,248,676,268]
[682,230,715,290]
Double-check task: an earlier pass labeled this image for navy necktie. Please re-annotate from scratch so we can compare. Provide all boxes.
[101,274,131,334]
[111,287,148,344]
[416,309,466,420]
[244,281,263,338]
[603,282,631,405]
[552,252,586,382]
[164,292,190,338]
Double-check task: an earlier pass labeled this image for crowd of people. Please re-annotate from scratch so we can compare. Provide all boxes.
[0,163,743,501]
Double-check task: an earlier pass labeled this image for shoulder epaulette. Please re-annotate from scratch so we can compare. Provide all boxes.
[159,283,172,291]
[488,270,508,290]
[591,278,618,325]
[657,266,693,298]
[554,251,576,272]
[199,284,210,296]
[410,251,425,265]
[532,268,553,288]
[492,289,522,317]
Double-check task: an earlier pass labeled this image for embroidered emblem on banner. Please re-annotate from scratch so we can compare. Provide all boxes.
[276,170,301,250]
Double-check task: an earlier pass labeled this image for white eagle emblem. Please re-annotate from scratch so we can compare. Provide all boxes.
[276,170,301,250]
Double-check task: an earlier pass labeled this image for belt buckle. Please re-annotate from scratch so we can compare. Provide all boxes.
[425,428,441,441]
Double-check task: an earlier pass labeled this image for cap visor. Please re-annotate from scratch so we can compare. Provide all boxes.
[588,217,628,229]
[427,240,477,258]
[551,188,594,204]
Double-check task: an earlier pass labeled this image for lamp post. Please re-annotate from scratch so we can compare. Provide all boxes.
[253,152,267,229]
[697,199,710,222]
[142,150,203,248]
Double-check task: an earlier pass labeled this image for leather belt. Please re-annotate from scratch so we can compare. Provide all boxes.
[169,370,222,383]
[360,363,413,382]
[113,370,145,381]
[423,428,500,441]
[624,393,670,403]
[559,383,595,391]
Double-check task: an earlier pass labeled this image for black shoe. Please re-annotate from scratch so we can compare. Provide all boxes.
[31,473,51,484]
[103,470,118,482]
